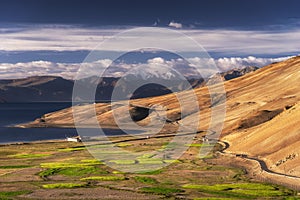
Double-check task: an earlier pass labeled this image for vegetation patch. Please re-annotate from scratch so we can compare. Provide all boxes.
[116,143,133,147]
[94,150,125,154]
[160,142,179,150]
[163,159,181,163]
[109,159,136,165]
[185,143,203,147]
[137,169,163,175]
[58,147,86,152]
[140,187,183,195]
[137,158,163,164]
[0,165,32,169]
[39,166,107,178]
[39,168,58,178]
[134,176,157,184]
[137,153,156,159]
[112,171,125,174]
[88,144,115,149]
[0,191,31,199]
[0,151,18,157]
[42,183,88,189]
[80,176,126,181]
[182,183,292,198]
[8,153,50,159]
[185,143,215,147]
[80,159,103,164]
[40,162,98,168]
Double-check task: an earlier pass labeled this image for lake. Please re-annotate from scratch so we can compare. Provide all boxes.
[0,102,140,144]
[0,102,76,144]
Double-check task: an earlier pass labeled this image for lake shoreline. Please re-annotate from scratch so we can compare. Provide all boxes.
[0,139,67,146]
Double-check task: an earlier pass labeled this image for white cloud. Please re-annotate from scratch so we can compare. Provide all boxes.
[0,56,293,80]
[0,59,112,80]
[0,25,300,57]
[168,21,183,29]
[148,57,165,64]
[0,25,120,51]
[213,56,293,71]
[184,29,300,56]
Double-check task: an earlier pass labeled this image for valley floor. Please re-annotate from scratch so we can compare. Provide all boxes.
[0,133,299,200]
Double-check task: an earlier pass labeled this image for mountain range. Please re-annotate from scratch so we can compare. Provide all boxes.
[0,66,257,102]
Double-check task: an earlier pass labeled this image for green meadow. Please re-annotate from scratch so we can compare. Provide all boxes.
[0,137,298,199]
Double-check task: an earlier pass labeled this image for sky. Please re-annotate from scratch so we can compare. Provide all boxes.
[0,0,300,79]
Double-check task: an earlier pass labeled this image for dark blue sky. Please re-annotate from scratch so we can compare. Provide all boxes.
[1,0,300,79]
[1,0,300,29]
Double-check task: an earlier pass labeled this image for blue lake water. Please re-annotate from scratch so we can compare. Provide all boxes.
[0,102,78,144]
[0,102,140,144]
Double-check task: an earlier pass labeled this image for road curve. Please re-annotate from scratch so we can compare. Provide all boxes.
[218,140,300,179]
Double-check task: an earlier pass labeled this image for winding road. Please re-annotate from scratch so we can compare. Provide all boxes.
[218,140,300,179]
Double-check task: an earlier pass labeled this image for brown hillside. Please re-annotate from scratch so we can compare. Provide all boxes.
[22,56,300,176]
[224,102,300,176]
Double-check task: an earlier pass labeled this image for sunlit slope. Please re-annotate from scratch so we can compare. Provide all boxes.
[29,56,300,133]
[26,57,300,131]
[23,56,300,176]
[224,102,300,176]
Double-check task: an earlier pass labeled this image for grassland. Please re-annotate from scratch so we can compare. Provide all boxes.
[0,135,299,200]
[42,183,88,189]
[182,183,292,199]
[0,191,31,199]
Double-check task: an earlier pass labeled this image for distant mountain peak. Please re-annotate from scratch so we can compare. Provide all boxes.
[0,65,259,102]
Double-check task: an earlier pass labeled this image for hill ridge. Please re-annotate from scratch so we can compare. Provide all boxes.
[20,56,300,177]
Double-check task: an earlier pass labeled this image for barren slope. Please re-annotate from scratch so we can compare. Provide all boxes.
[23,56,300,176]
[224,102,300,176]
